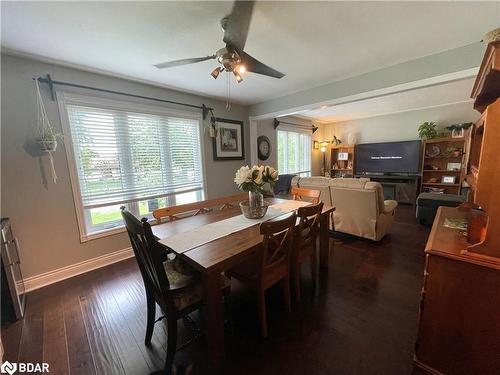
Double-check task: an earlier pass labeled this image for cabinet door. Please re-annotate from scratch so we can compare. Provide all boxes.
[415,255,500,374]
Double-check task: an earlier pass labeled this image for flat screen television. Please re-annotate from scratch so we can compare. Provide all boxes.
[355,140,421,175]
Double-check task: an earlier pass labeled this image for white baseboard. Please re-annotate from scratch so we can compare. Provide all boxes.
[21,247,134,293]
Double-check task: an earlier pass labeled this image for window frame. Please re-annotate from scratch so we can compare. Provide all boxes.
[57,91,207,242]
[276,127,312,176]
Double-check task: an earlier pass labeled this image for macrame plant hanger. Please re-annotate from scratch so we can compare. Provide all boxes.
[35,79,59,184]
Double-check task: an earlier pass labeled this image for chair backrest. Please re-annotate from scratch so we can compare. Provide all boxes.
[153,193,247,223]
[291,187,321,204]
[329,180,383,218]
[121,207,171,307]
[296,202,324,249]
[258,212,296,275]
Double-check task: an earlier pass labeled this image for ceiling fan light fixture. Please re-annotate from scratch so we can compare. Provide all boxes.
[211,67,222,79]
[236,65,246,74]
[233,70,243,83]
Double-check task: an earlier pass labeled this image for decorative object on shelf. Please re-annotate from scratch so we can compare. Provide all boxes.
[447,162,462,171]
[423,164,440,170]
[34,79,61,184]
[427,177,438,183]
[445,122,472,138]
[213,118,244,160]
[257,135,271,161]
[234,165,278,218]
[482,27,500,44]
[338,152,348,161]
[313,140,319,150]
[332,135,342,146]
[442,176,456,184]
[347,132,357,145]
[418,121,438,140]
[443,147,462,157]
[425,145,441,157]
[424,187,445,194]
[347,161,353,170]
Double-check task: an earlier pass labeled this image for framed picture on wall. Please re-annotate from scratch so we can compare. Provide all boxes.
[213,118,244,160]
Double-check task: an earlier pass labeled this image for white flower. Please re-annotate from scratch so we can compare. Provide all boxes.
[234,165,252,186]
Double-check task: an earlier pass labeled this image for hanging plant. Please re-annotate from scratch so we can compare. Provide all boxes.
[206,109,218,138]
[34,79,61,183]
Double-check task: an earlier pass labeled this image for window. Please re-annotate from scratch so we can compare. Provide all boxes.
[58,93,205,240]
[277,129,312,176]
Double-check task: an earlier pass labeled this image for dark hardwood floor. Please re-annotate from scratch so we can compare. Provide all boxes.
[2,205,429,374]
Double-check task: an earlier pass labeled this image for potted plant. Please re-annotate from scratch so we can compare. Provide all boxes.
[445,123,472,138]
[444,147,463,158]
[418,121,438,140]
[36,120,62,152]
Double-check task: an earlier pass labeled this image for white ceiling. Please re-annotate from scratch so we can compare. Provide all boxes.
[298,78,475,123]
[2,1,499,105]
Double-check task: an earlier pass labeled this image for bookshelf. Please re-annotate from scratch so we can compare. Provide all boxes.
[420,137,468,195]
[330,144,355,177]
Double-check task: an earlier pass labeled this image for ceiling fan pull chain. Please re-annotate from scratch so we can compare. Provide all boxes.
[226,71,231,111]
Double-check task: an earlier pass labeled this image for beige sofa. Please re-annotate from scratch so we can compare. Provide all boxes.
[290,176,398,241]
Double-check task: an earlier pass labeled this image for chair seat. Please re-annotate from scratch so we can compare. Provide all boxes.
[228,257,287,288]
[163,259,231,311]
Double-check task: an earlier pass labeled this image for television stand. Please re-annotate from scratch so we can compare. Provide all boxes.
[356,174,420,206]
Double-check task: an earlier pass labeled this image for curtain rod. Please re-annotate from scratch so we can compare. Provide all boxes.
[33,74,214,119]
[274,118,319,133]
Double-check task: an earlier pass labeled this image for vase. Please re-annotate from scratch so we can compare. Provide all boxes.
[248,191,264,208]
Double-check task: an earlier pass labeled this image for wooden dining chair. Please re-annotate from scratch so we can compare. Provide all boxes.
[153,193,247,224]
[120,207,230,374]
[291,187,321,204]
[226,212,296,338]
[291,202,324,302]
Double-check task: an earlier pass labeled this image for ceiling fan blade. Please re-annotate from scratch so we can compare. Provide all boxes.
[222,1,255,51]
[154,55,215,69]
[240,52,285,79]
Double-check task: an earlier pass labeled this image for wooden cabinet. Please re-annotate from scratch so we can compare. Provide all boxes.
[415,207,500,374]
[330,144,355,177]
[414,41,500,374]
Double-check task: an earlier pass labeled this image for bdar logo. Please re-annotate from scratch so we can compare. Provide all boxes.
[0,361,17,375]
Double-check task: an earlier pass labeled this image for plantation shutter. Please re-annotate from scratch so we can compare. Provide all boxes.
[66,104,203,208]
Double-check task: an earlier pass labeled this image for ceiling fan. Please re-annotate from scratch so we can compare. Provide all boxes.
[154,1,285,84]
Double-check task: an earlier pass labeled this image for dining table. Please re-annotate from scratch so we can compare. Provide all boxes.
[151,196,335,369]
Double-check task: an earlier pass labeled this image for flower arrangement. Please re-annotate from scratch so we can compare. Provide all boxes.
[234,165,279,193]
[235,165,279,217]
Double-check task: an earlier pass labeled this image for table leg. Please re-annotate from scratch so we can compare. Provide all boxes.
[319,213,332,270]
[203,271,224,369]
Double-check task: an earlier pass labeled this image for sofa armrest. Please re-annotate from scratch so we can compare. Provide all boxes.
[383,200,398,214]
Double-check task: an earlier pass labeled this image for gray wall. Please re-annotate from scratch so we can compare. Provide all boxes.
[256,116,323,176]
[323,102,480,144]
[1,54,249,279]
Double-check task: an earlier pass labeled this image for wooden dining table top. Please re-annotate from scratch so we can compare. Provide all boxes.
[151,197,334,273]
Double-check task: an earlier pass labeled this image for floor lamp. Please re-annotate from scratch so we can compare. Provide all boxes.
[320,141,330,176]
